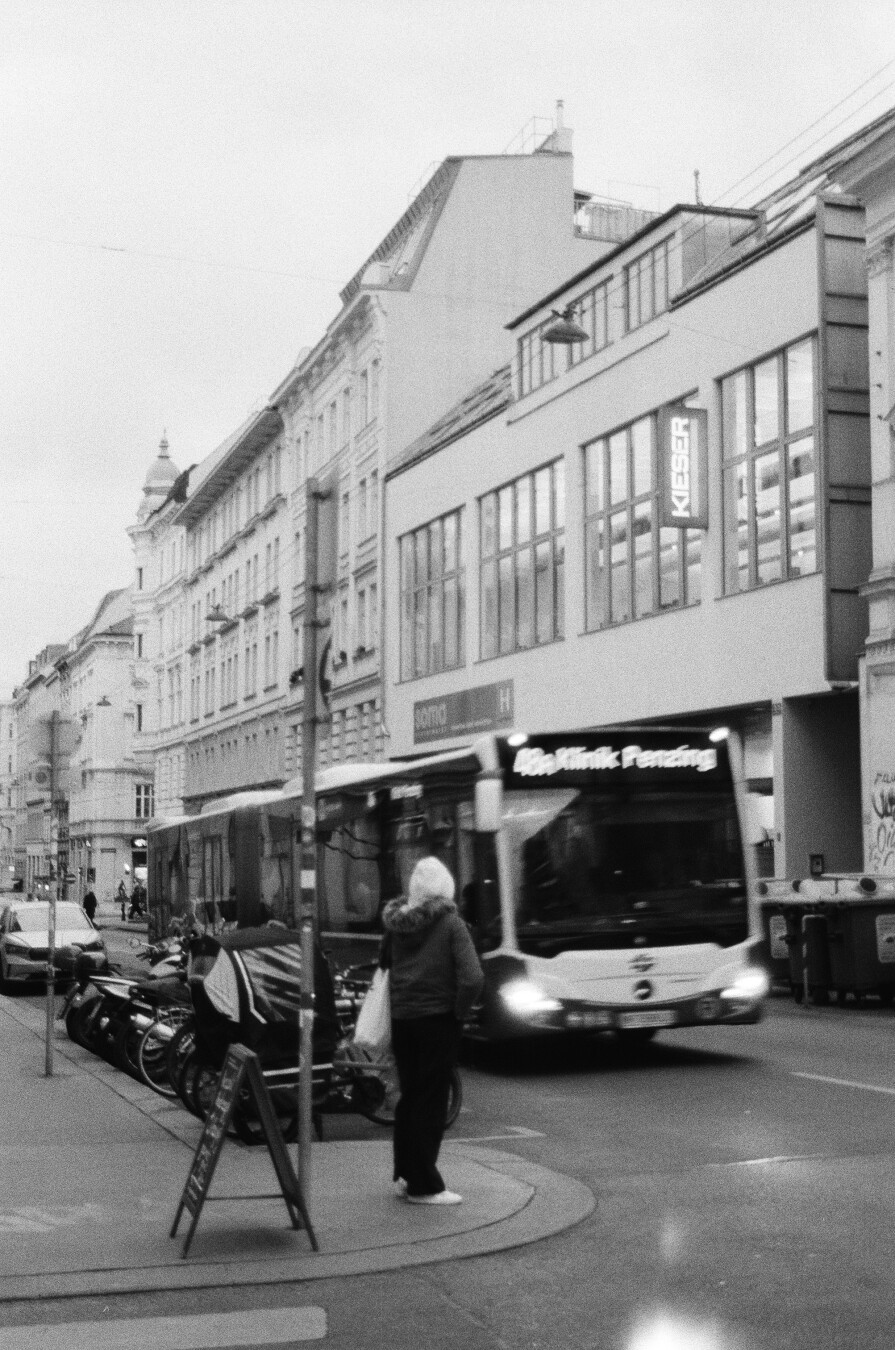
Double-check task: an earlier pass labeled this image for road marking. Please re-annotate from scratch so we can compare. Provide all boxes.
[0,1307,327,1348]
[793,1071,895,1097]
[451,1125,545,1143]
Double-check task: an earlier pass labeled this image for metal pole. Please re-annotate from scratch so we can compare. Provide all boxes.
[297,476,324,1202]
[45,712,58,1077]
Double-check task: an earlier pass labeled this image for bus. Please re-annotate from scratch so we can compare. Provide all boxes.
[147,725,768,1043]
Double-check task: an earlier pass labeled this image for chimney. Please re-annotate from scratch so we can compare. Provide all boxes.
[536,100,574,155]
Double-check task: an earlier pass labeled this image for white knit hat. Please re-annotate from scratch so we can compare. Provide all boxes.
[407,856,455,907]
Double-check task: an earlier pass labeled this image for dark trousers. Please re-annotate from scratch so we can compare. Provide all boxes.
[391,1013,458,1197]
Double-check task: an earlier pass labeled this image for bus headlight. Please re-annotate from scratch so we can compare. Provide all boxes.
[499,979,562,1016]
[721,968,769,1001]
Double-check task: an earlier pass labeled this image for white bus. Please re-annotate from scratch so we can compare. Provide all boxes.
[148,725,767,1043]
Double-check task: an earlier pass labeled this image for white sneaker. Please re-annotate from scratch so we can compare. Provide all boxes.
[405,1190,462,1206]
[393,1179,408,1197]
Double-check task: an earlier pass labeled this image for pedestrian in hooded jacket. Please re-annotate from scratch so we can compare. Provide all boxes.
[380,855,484,1206]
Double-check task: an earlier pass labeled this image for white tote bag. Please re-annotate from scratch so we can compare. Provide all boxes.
[353,967,392,1056]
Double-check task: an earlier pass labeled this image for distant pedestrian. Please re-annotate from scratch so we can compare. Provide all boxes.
[82,890,98,923]
[380,856,484,1206]
[117,880,128,921]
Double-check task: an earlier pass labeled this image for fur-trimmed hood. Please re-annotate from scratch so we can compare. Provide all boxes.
[381,893,457,937]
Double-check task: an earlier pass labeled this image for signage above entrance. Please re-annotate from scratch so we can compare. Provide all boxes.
[414,680,514,744]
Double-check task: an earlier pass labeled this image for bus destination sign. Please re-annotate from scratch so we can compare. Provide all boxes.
[503,731,725,784]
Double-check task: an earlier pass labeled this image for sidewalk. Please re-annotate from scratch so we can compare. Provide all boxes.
[0,996,594,1302]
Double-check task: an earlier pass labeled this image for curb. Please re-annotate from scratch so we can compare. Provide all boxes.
[0,995,596,1300]
[0,1151,595,1301]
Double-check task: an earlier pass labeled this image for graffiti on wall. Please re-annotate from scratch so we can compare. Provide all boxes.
[869,771,895,872]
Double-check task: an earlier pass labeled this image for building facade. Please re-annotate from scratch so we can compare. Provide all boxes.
[61,588,153,904]
[383,122,893,881]
[12,646,70,895]
[838,113,895,870]
[0,701,16,890]
[134,124,652,814]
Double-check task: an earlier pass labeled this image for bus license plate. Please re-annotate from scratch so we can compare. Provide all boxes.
[618,1010,676,1030]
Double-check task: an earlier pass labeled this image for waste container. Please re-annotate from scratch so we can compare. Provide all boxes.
[758,900,792,991]
[821,898,895,1004]
[779,899,830,1004]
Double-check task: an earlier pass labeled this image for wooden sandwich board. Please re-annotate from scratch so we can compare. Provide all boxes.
[170,1043,317,1257]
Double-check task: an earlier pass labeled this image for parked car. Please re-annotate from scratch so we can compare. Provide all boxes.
[0,900,108,988]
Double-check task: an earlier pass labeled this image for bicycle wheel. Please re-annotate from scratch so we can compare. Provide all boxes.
[232,1081,298,1145]
[137,1008,192,1097]
[352,1060,462,1129]
[179,1050,221,1119]
[166,1018,197,1106]
[65,995,102,1049]
[113,1016,146,1078]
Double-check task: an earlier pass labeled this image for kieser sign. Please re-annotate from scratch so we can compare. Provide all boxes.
[658,404,708,530]
[512,744,718,776]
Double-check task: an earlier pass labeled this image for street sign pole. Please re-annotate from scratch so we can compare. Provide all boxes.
[44,879,57,1077]
[44,710,59,1078]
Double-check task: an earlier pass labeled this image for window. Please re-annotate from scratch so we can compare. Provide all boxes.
[135,633,143,658]
[624,238,671,332]
[584,412,702,629]
[340,491,350,552]
[479,462,565,658]
[369,470,379,531]
[135,784,155,819]
[400,509,466,678]
[135,703,143,733]
[359,370,369,427]
[721,336,817,593]
[357,479,368,541]
[370,361,380,419]
[137,568,143,591]
[341,388,351,446]
[517,279,611,398]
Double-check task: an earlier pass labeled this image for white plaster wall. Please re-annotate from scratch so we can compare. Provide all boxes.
[384,227,830,759]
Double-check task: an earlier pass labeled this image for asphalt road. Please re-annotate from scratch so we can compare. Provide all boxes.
[5,991,895,1348]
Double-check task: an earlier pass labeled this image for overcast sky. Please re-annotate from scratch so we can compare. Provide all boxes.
[2,0,893,695]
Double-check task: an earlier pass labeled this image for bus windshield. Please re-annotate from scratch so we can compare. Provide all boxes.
[503,786,747,951]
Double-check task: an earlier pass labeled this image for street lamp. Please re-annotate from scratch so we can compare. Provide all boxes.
[541,302,589,345]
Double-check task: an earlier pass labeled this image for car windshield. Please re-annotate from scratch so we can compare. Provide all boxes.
[11,905,92,933]
[503,786,747,949]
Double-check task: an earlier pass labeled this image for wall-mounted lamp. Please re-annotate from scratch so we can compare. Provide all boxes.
[289,667,305,688]
[542,302,589,346]
[206,604,235,624]
[96,696,112,707]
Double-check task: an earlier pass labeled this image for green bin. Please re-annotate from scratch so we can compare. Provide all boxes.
[822,899,895,1004]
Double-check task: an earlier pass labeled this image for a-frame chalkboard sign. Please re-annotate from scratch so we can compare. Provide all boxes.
[170,1043,318,1257]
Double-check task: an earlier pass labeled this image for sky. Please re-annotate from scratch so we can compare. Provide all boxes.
[2,0,894,696]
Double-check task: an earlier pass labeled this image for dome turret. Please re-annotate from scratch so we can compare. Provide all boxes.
[136,433,180,522]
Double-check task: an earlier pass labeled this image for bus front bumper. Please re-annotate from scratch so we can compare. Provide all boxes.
[484,968,768,1039]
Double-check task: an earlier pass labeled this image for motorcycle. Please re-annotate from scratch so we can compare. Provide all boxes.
[60,938,190,1080]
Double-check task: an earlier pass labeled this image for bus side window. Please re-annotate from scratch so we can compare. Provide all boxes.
[318,818,381,931]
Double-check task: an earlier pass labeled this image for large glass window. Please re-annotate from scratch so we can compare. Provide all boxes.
[624,238,671,332]
[721,336,817,593]
[480,462,565,658]
[584,413,701,630]
[399,509,465,679]
[517,279,611,398]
